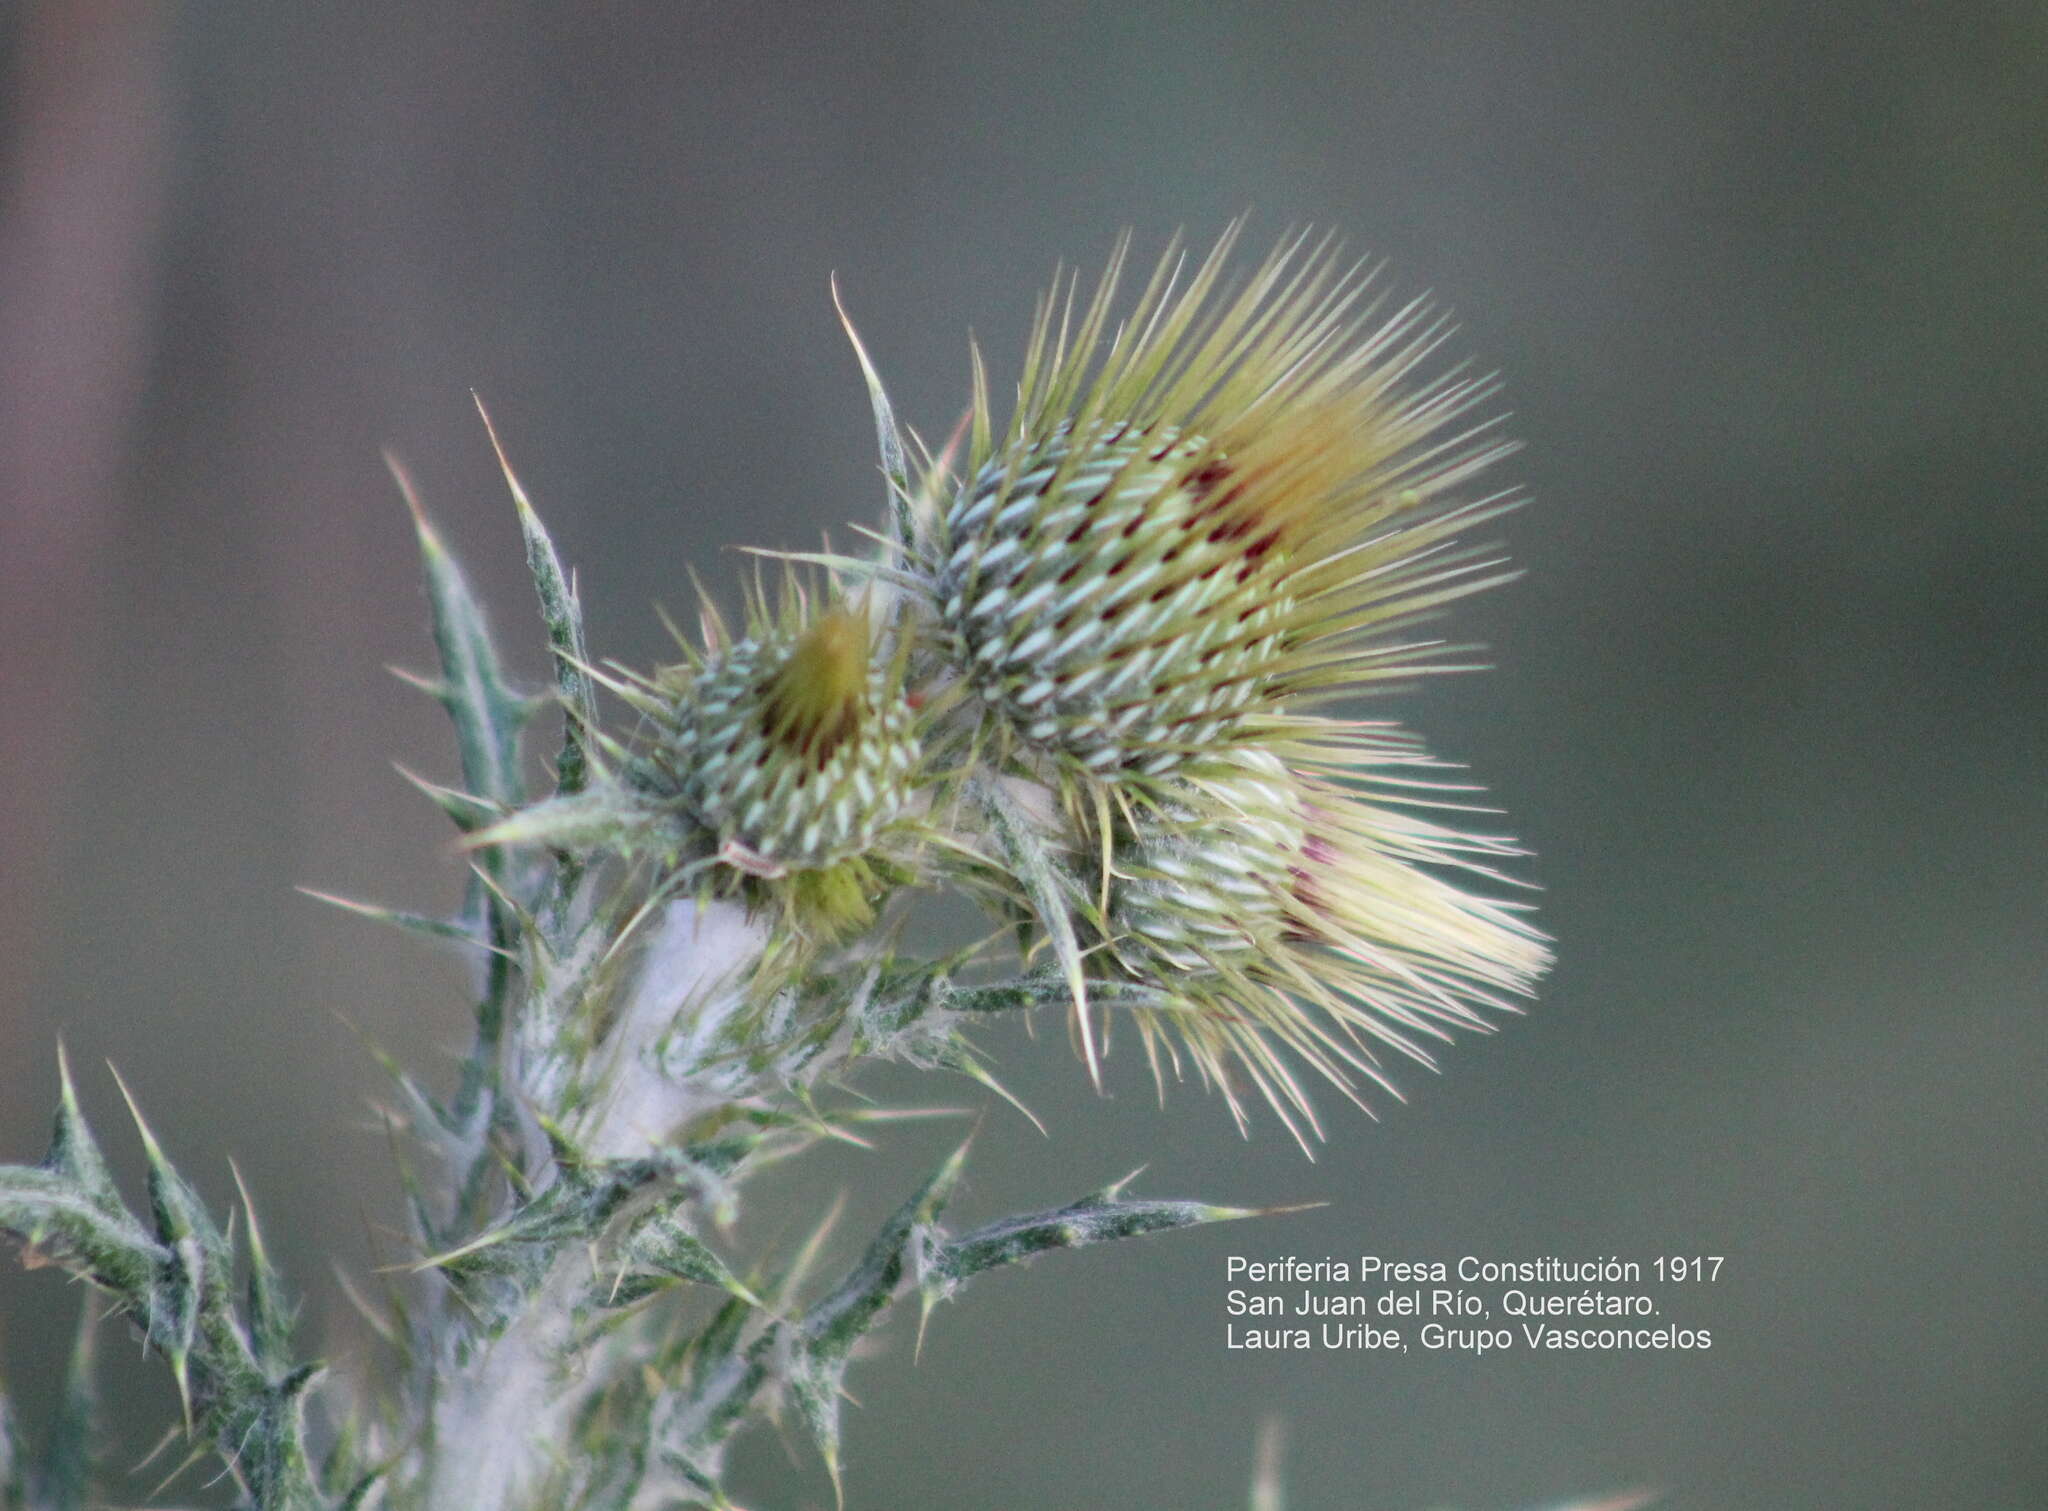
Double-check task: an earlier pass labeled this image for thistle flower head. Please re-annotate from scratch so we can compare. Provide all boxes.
[918,222,1516,786]
[1098,739,1550,1141]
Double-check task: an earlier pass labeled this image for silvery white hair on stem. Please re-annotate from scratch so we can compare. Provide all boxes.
[0,224,1635,1511]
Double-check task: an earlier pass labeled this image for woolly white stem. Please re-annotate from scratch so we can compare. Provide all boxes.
[584,899,771,1158]
[423,1261,586,1511]
[424,898,773,1510]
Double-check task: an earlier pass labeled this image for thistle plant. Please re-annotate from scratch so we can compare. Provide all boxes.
[0,225,1551,1510]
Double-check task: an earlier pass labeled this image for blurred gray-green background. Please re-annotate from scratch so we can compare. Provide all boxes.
[1,4,2041,1508]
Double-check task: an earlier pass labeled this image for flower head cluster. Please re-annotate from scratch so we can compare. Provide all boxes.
[493,223,1548,1136]
[895,225,1551,1135]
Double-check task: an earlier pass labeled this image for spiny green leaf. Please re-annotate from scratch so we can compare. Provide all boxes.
[390,453,538,1128]
[803,1140,966,1365]
[948,971,1175,1015]
[943,1052,1045,1137]
[788,1143,970,1484]
[463,785,674,857]
[941,973,1061,1014]
[392,764,505,836]
[4,1078,323,1508]
[4,1059,162,1295]
[111,1072,235,1318]
[476,395,598,799]
[356,1029,465,1171]
[417,1194,582,1310]
[112,1072,214,1424]
[659,1302,776,1489]
[296,887,505,953]
[832,277,914,556]
[233,1162,296,1376]
[601,1209,759,1310]
[422,1177,599,1277]
[387,452,529,814]
[420,1153,742,1329]
[930,1176,1270,1292]
[0,1166,164,1301]
[45,1046,123,1221]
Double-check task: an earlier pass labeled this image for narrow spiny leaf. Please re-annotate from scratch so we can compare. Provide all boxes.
[391,453,535,1127]
[832,277,915,557]
[603,1209,760,1309]
[111,1072,235,1321]
[233,1162,296,1376]
[789,1144,969,1486]
[389,452,529,813]
[476,394,597,797]
[45,1046,122,1220]
[392,765,504,835]
[296,887,502,952]
[932,1180,1268,1291]
[0,1166,163,1302]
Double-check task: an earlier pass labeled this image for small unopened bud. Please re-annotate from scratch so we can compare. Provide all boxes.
[662,609,919,875]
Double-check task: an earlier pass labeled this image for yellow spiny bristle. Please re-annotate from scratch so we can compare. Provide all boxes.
[760,609,868,766]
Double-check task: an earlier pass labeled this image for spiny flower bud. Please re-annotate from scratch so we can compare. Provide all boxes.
[1109,749,1304,966]
[921,223,1517,785]
[938,422,1299,776]
[656,607,919,877]
[1098,741,1550,1141]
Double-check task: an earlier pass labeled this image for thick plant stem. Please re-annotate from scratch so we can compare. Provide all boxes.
[583,900,773,1160]
[422,899,773,1510]
[423,1258,587,1511]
